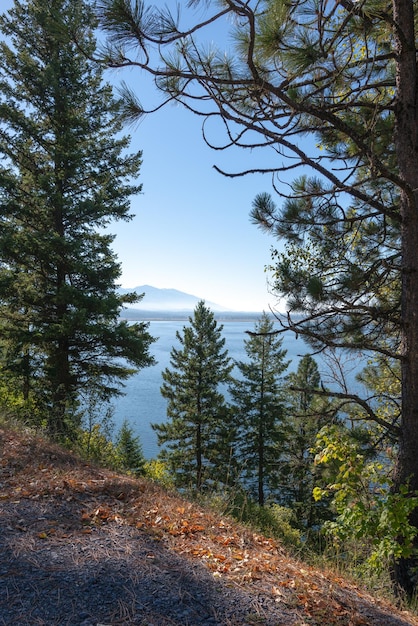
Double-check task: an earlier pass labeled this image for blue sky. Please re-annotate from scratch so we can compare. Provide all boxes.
[112,97,282,311]
[2,0,287,312]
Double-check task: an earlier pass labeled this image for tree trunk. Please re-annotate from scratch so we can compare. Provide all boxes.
[196,421,202,491]
[196,386,203,491]
[391,0,418,597]
[258,341,266,506]
[49,337,71,437]
[258,420,264,506]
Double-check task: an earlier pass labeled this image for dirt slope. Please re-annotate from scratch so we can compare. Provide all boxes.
[1,427,417,626]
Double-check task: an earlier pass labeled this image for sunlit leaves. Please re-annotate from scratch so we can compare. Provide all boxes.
[314,424,418,571]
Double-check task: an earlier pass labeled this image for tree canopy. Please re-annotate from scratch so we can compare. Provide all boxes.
[229,313,288,506]
[154,301,234,491]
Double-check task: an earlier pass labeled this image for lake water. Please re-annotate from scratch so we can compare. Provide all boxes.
[110,319,364,459]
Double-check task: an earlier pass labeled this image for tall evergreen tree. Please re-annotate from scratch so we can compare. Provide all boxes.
[153,301,234,491]
[0,0,155,437]
[96,0,418,594]
[229,313,288,506]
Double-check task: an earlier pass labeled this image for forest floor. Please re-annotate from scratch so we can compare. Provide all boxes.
[1,426,418,626]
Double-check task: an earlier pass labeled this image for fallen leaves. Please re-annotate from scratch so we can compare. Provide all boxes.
[81,505,125,527]
[2,426,418,626]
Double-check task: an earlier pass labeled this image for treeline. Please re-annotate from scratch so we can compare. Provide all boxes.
[154,302,333,530]
[143,301,415,589]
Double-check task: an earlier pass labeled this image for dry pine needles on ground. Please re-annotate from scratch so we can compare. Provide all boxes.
[0,427,417,626]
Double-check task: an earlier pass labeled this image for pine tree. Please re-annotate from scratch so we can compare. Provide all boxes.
[0,0,155,438]
[279,355,337,531]
[153,301,234,491]
[229,313,288,506]
[115,420,146,476]
[97,1,418,593]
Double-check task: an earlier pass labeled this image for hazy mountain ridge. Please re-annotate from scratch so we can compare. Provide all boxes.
[120,308,264,322]
[118,284,230,312]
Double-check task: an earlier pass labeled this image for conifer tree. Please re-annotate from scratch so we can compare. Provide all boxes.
[153,301,234,491]
[0,0,155,438]
[115,419,146,476]
[279,355,336,531]
[229,313,288,506]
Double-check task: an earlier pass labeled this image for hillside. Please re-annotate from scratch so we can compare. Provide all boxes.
[119,285,230,312]
[1,427,417,626]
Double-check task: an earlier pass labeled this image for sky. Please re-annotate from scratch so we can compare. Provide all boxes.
[2,0,287,313]
[112,100,282,312]
[102,25,285,312]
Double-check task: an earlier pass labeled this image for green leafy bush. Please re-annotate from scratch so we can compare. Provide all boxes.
[77,422,118,466]
[144,458,175,488]
[313,425,418,575]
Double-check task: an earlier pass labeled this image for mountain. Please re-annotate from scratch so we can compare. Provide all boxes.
[118,284,229,312]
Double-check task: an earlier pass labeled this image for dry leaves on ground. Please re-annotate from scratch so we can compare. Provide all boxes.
[1,426,417,626]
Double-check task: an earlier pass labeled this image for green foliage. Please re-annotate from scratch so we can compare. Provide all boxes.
[0,369,37,426]
[313,425,418,574]
[228,313,288,506]
[355,355,401,434]
[76,422,117,467]
[224,489,301,549]
[153,301,234,491]
[114,419,146,476]
[75,411,148,478]
[143,459,175,489]
[0,0,155,440]
[277,355,338,532]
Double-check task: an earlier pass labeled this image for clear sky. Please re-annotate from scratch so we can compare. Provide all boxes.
[2,0,286,312]
[112,98,283,312]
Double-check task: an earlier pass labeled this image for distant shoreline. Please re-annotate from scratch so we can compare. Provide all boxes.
[120,309,275,323]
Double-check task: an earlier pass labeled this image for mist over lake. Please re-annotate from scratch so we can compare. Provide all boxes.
[111,318,365,459]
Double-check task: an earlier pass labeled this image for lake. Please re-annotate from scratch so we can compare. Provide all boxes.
[110,319,364,459]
